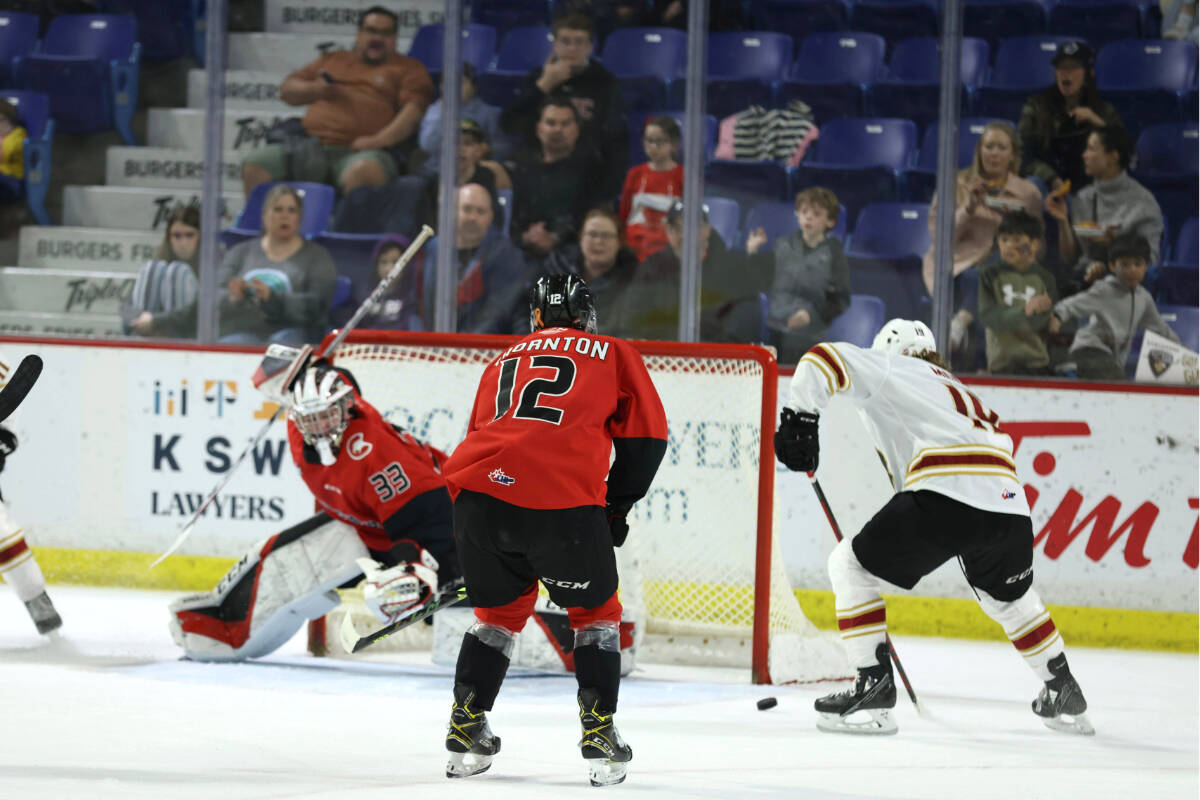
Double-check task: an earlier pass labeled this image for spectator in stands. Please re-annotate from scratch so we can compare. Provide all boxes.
[619,116,684,261]
[218,184,337,345]
[241,6,433,198]
[0,98,26,207]
[1048,233,1181,380]
[766,187,851,365]
[923,121,1043,357]
[500,12,628,200]
[418,62,509,163]
[508,97,608,263]
[125,205,202,339]
[647,0,746,30]
[423,183,526,334]
[538,208,640,335]
[1162,0,1199,40]
[1044,127,1164,287]
[623,200,774,342]
[979,211,1059,376]
[1018,41,1124,193]
[355,234,423,331]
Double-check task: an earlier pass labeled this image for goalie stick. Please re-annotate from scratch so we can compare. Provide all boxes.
[807,472,924,715]
[0,355,42,422]
[150,226,436,568]
[340,582,469,654]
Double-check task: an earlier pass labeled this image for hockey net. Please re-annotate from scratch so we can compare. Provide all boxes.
[309,331,847,684]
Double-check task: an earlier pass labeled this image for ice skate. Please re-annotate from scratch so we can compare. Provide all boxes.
[815,642,897,735]
[1032,653,1094,736]
[578,688,632,786]
[445,683,500,778]
[24,590,62,635]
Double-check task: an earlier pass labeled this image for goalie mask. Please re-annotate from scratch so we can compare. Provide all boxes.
[530,274,597,334]
[871,318,937,357]
[289,366,355,465]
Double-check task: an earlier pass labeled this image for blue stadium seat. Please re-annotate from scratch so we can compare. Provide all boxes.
[1151,264,1198,305]
[964,0,1047,51]
[476,70,527,107]
[1132,123,1199,236]
[848,0,939,46]
[492,25,553,71]
[621,76,671,114]
[95,0,195,62]
[1048,0,1143,46]
[970,35,1089,121]
[704,195,742,250]
[230,182,336,239]
[901,117,1008,201]
[827,294,887,346]
[601,27,687,78]
[1096,39,1198,136]
[847,202,931,258]
[12,14,141,145]
[1158,304,1199,352]
[627,111,717,167]
[751,0,850,40]
[497,187,512,237]
[706,161,792,216]
[706,31,793,119]
[743,199,848,250]
[0,11,39,86]
[781,31,886,124]
[791,117,918,221]
[469,0,550,35]
[0,90,53,225]
[314,232,384,299]
[863,37,985,130]
[407,24,498,76]
[1172,216,1198,265]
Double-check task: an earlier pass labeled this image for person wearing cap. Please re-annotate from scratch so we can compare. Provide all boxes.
[1017,41,1125,193]
[622,199,773,342]
[418,61,508,162]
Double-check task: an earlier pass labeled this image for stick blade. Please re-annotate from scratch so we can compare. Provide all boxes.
[0,355,43,421]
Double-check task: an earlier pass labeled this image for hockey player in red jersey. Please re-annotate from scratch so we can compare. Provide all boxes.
[440,274,668,786]
[0,424,62,636]
[170,362,460,661]
[775,319,1092,736]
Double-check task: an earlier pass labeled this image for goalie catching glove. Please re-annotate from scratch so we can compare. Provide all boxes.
[358,551,439,622]
[774,408,820,473]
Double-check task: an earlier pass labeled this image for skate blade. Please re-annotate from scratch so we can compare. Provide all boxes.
[1041,712,1095,736]
[816,708,898,736]
[446,751,493,778]
[586,759,628,786]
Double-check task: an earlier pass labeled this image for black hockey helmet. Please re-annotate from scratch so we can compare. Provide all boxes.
[529,274,597,334]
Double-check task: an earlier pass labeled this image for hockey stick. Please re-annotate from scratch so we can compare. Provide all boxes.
[150,226,436,568]
[340,582,469,654]
[807,472,924,715]
[0,355,42,422]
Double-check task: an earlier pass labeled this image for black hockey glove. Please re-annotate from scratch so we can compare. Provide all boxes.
[773,408,819,473]
[0,426,15,472]
[606,505,630,548]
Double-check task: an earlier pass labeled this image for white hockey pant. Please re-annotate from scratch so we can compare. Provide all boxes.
[0,500,47,603]
[976,585,1065,682]
[827,538,889,670]
[170,515,368,661]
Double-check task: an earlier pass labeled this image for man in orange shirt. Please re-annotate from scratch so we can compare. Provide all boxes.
[241,6,434,197]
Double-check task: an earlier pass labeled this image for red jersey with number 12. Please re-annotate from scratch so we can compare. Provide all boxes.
[444,327,668,510]
[287,397,450,553]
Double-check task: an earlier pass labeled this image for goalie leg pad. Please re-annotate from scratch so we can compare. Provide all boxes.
[170,515,368,661]
[976,585,1064,682]
[828,539,889,670]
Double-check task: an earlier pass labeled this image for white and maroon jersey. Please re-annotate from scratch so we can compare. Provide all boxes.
[787,342,1028,517]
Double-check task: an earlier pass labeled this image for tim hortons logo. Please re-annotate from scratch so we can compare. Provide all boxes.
[1002,421,1197,570]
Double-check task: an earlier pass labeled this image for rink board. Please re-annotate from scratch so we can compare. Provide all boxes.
[0,336,1194,652]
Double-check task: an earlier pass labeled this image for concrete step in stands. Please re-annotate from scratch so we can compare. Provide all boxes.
[62,186,244,231]
[148,107,295,154]
[228,32,356,73]
[0,267,135,316]
[18,226,162,272]
[106,147,243,190]
[0,309,123,338]
[187,69,291,112]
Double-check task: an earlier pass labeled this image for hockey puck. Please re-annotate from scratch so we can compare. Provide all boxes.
[756,696,778,710]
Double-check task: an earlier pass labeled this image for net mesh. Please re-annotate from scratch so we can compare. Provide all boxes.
[325,336,846,683]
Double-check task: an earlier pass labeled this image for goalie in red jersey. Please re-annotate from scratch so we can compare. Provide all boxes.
[440,274,668,787]
[169,361,460,662]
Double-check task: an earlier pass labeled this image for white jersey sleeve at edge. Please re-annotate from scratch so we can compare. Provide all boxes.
[786,342,890,415]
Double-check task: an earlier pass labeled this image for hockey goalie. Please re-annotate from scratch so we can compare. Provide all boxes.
[169,361,461,661]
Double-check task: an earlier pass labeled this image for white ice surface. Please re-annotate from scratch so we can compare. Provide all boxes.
[0,585,1195,799]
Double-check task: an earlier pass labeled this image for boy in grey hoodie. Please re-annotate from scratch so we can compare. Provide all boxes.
[1049,233,1180,380]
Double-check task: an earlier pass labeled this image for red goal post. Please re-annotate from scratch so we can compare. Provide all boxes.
[316,330,846,684]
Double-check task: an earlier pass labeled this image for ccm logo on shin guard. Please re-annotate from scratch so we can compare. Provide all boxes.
[1005,566,1034,584]
[543,577,591,589]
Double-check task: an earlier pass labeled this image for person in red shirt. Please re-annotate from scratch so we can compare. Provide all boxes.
[441,274,667,787]
[169,363,459,661]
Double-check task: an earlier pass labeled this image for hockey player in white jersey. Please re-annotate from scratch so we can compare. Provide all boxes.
[774,319,1092,736]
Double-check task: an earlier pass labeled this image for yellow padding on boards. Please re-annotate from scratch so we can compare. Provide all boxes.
[12,548,1196,652]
